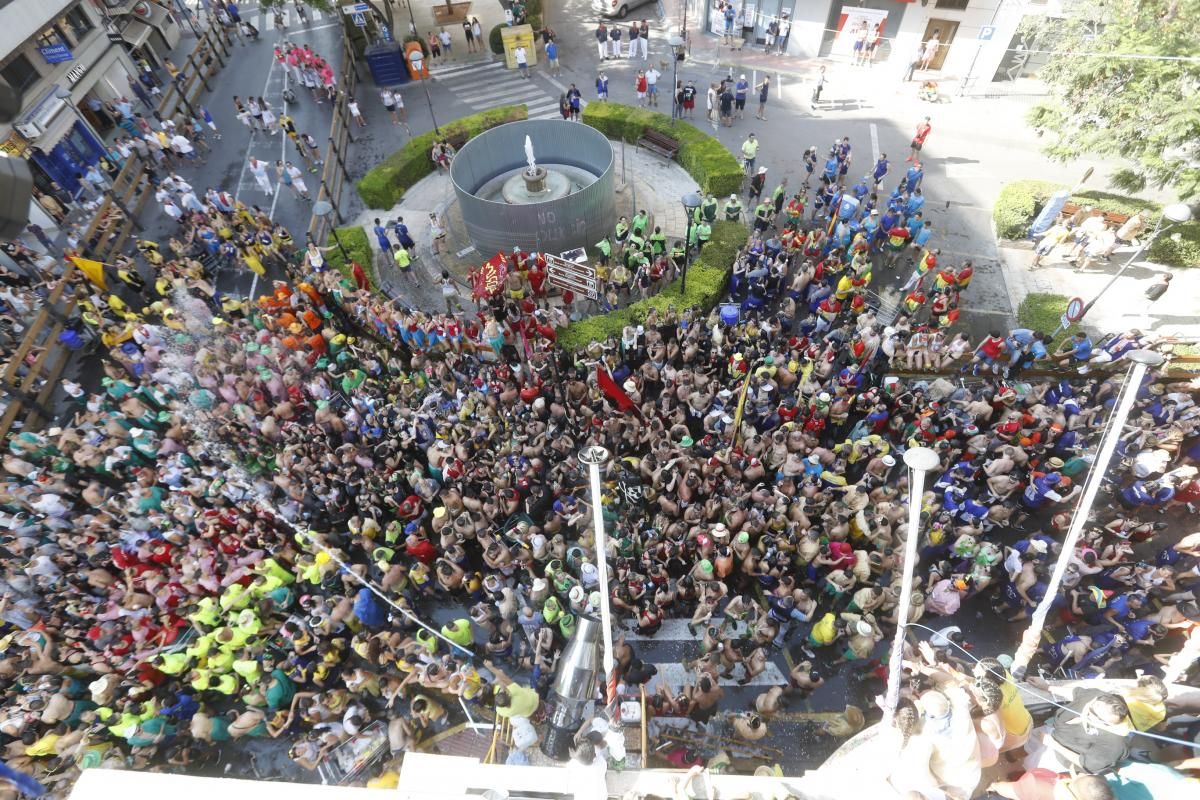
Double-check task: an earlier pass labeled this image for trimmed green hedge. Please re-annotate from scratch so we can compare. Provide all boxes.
[558,221,749,350]
[324,225,374,288]
[582,103,744,197]
[357,105,528,209]
[993,180,1200,268]
[1016,292,1077,340]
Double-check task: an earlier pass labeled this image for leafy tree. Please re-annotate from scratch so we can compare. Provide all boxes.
[1027,0,1200,200]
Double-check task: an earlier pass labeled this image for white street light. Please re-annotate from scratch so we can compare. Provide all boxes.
[1080,204,1192,319]
[1011,349,1165,677]
[578,446,617,717]
[883,446,940,723]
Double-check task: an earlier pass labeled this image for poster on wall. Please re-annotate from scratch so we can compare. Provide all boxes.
[833,5,888,57]
[742,2,757,28]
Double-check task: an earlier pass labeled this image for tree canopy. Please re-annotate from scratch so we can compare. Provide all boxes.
[1027,0,1200,200]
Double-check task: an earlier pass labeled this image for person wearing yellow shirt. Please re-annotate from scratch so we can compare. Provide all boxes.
[256,557,296,585]
[232,654,263,684]
[156,651,191,675]
[219,582,254,612]
[807,612,840,650]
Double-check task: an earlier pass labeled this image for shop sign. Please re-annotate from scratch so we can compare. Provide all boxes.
[65,61,89,85]
[39,43,74,64]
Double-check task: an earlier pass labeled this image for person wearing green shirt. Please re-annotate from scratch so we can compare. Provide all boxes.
[741,133,759,171]
[442,618,474,649]
[772,179,788,214]
[724,194,743,221]
[670,241,686,271]
[264,668,296,711]
[627,231,645,255]
[648,227,667,254]
[701,192,718,223]
[595,236,612,267]
[393,243,411,272]
[614,217,630,250]
[754,202,771,232]
[495,682,541,719]
[631,210,649,237]
[687,223,699,248]
[126,716,175,748]
[696,220,712,247]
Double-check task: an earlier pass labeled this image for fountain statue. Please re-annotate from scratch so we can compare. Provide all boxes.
[524,135,537,174]
[520,134,548,195]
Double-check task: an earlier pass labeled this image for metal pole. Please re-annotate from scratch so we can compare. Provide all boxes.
[958,0,1006,96]
[422,79,441,135]
[1010,350,1165,678]
[883,446,940,724]
[578,446,616,719]
[329,225,351,261]
[681,215,693,293]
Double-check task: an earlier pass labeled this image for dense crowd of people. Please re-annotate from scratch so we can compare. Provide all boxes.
[0,19,1198,795]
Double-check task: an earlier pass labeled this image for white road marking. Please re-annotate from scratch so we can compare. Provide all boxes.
[870,122,880,164]
[776,72,781,99]
[652,661,789,689]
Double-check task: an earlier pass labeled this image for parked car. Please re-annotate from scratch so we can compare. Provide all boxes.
[594,0,656,19]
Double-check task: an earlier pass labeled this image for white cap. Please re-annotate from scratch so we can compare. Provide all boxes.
[856,621,874,636]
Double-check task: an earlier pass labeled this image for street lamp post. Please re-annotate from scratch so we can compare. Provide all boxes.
[408,50,441,135]
[578,446,617,719]
[668,34,685,122]
[311,200,350,261]
[1010,349,1166,678]
[883,446,940,724]
[680,190,702,293]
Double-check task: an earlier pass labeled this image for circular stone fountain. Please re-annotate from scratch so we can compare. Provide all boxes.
[449,119,616,256]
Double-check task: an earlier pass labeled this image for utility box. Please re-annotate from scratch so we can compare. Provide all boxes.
[365,43,409,86]
[500,24,538,70]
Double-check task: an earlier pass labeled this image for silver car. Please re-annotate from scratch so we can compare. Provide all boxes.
[595,0,656,19]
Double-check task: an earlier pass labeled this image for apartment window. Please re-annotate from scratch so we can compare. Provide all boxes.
[1,54,41,94]
[935,0,970,9]
[35,26,69,50]
[62,6,95,41]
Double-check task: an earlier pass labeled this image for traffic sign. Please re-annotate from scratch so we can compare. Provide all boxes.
[1065,296,1085,322]
[352,12,367,27]
[978,25,996,41]
[545,253,598,299]
[341,2,370,13]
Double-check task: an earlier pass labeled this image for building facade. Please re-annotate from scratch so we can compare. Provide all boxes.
[0,0,179,224]
[705,0,1061,90]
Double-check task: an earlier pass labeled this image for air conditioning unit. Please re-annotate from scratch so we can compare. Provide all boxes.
[15,121,42,140]
[28,96,67,131]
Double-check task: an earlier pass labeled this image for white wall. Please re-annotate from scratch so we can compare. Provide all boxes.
[784,0,832,59]
[0,0,76,59]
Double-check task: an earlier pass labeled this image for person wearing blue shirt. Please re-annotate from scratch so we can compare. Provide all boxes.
[862,210,880,240]
[872,155,889,184]
[596,73,609,99]
[851,177,870,198]
[823,155,839,182]
[734,76,749,119]
[1006,328,1049,373]
[905,163,924,192]
[372,218,391,253]
[905,188,925,215]
[906,212,925,237]
[1055,332,1093,369]
[913,224,934,248]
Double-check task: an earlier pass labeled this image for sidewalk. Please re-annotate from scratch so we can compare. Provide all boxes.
[999,243,1197,337]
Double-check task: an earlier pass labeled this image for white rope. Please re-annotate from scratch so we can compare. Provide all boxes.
[257,503,476,658]
[905,622,1200,750]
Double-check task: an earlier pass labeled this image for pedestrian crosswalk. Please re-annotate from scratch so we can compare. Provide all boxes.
[430,60,563,121]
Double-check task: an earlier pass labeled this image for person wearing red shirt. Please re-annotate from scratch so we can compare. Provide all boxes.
[967,331,1007,375]
[908,116,931,161]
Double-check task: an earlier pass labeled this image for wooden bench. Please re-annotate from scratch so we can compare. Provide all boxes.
[1060,201,1132,228]
[637,129,680,161]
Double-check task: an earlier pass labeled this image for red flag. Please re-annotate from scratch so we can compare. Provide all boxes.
[596,367,636,412]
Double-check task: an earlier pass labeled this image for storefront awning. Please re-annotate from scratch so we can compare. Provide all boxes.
[120,20,155,49]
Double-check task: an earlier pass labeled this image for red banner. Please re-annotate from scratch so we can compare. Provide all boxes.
[471,252,509,299]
